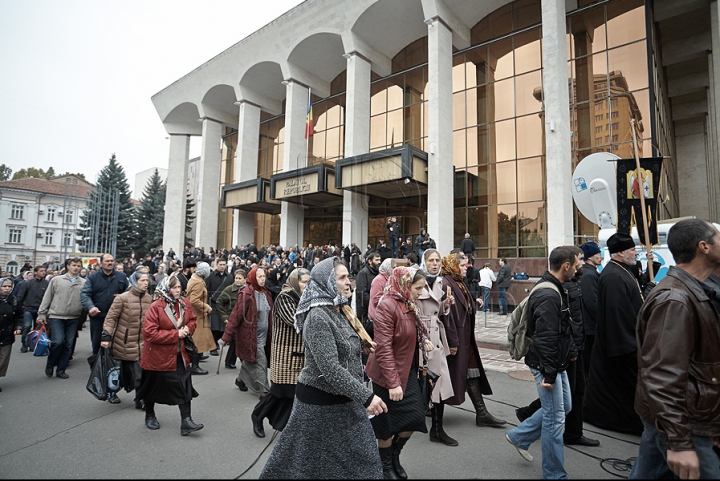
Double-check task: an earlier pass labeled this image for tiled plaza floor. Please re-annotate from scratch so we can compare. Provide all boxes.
[474,309,531,375]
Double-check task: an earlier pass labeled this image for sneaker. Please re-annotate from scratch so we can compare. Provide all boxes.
[108,392,121,404]
[506,433,533,462]
[20,344,29,353]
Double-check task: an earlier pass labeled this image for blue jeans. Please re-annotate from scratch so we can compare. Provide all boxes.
[481,287,491,312]
[498,287,508,314]
[21,309,38,345]
[389,237,399,258]
[507,368,572,480]
[47,318,80,373]
[629,419,720,479]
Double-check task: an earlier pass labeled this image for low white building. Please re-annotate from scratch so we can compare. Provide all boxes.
[0,175,94,274]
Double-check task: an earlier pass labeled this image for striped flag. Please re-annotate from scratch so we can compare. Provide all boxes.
[304,101,314,139]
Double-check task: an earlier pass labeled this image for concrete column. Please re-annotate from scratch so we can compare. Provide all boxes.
[280,80,309,247]
[233,102,262,247]
[162,134,190,253]
[541,0,573,249]
[342,52,371,249]
[195,118,223,250]
[427,17,454,254]
[708,1,720,221]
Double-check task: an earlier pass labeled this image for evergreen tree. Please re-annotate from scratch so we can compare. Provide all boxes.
[77,154,136,258]
[185,193,196,249]
[134,169,166,256]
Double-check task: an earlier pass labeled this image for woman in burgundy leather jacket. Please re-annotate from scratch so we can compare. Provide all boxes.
[366,267,434,479]
[137,276,204,436]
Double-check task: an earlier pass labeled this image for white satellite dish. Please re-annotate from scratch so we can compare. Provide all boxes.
[571,152,619,229]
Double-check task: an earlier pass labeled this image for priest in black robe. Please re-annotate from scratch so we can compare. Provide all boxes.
[584,233,646,435]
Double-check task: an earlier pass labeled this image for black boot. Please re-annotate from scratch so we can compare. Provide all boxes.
[190,354,208,375]
[466,378,506,427]
[391,435,409,479]
[251,413,265,438]
[429,403,458,446]
[180,417,204,436]
[378,446,399,479]
[145,414,160,430]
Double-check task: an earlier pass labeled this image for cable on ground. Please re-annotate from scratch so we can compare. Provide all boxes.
[234,429,279,479]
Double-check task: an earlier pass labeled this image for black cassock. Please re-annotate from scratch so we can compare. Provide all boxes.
[583,260,644,435]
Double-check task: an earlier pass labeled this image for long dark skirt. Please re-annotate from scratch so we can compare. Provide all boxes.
[370,368,428,440]
[137,354,198,406]
[253,383,295,431]
[260,398,382,479]
[120,360,142,393]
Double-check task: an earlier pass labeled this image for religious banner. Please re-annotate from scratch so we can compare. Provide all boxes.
[616,157,663,245]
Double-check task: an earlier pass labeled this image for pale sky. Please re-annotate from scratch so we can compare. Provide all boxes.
[0,0,304,196]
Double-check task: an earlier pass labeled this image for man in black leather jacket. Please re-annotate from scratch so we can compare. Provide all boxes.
[505,246,580,479]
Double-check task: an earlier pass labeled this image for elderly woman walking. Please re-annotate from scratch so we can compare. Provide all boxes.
[137,276,203,435]
[185,262,214,375]
[249,268,310,437]
[221,266,273,395]
[260,257,386,479]
[216,269,247,369]
[440,253,505,438]
[366,267,435,479]
[100,271,152,407]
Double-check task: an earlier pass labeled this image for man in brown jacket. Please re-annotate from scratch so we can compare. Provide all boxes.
[630,219,720,480]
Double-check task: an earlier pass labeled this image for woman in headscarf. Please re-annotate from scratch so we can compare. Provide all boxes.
[440,252,506,438]
[369,258,395,324]
[220,266,273,395]
[0,278,22,392]
[250,268,310,437]
[366,267,434,479]
[185,262,214,375]
[137,276,204,435]
[216,268,247,369]
[416,249,456,445]
[100,271,153,407]
[260,257,386,479]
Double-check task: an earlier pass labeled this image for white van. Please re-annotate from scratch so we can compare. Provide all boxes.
[596,218,720,281]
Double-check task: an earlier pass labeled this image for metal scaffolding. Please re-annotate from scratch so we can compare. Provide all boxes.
[82,185,120,258]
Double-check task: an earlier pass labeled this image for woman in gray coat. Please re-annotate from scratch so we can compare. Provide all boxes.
[260,257,386,479]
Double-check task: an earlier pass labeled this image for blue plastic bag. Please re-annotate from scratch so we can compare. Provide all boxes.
[27,325,51,357]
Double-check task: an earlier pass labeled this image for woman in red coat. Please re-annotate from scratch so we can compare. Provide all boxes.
[365,266,434,479]
[221,266,273,397]
[137,276,204,436]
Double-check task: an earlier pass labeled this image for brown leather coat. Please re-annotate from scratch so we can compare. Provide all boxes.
[102,287,152,361]
[635,266,720,450]
[365,296,419,391]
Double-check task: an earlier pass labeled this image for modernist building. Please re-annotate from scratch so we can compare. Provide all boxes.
[152,0,720,271]
[0,175,94,274]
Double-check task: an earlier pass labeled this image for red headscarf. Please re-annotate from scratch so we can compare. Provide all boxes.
[246,266,267,292]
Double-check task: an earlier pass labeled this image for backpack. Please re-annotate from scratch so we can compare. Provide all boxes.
[507,281,561,361]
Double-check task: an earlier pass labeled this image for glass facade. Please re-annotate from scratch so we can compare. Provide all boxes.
[307,72,347,166]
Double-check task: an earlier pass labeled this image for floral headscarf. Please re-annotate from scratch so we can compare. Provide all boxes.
[441,254,470,302]
[155,276,187,311]
[379,258,394,276]
[294,257,348,333]
[382,267,430,352]
[247,266,267,293]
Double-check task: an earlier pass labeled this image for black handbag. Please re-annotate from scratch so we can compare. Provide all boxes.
[183,333,198,356]
[418,363,441,409]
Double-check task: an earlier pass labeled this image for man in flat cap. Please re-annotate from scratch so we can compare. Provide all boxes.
[584,233,650,435]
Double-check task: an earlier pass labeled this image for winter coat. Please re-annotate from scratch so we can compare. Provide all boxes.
[579,263,599,336]
[366,296,421,392]
[524,272,577,384]
[355,264,378,321]
[440,275,492,405]
[0,295,22,346]
[38,274,86,320]
[563,278,585,351]
[186,274,216,353]
[496,264,512,289]
[222,284,273,363]
[80,270,128,321]
[140,299,197,372]
[416,277,453,402]
[101,287,152,361]
[216,283,243,322]
[270,286,304,385]
[206,270,230,331]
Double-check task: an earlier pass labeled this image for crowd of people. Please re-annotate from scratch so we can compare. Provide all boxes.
[1,217,719,479]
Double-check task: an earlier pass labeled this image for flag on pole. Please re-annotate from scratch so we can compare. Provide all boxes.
[616,157,663,245]
[304,101,314,139]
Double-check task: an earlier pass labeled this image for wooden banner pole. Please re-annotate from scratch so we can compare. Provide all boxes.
[630,119,654,282]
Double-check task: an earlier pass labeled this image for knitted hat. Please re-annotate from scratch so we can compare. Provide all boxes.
[607,233,636,254]
[580,242,601,259]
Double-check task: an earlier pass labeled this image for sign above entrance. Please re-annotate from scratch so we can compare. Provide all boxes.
[221,178,281,215]
[269,163,343,206]
[334,145,428,199]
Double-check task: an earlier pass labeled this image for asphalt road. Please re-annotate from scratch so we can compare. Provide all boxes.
[0,329,640,479]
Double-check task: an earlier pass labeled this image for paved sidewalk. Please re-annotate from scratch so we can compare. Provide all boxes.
[474,310,530,375]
